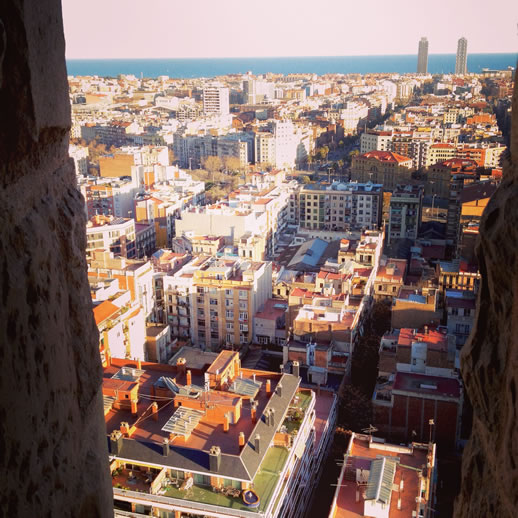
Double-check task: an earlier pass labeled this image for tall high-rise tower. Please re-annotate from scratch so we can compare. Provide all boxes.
[202,84,230,116]
[455,37,468,75]
[417,37,429,74]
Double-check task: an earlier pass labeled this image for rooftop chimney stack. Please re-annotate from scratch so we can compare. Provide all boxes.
[162,438,170,457]
[131,399,138,415]
[280,364,284,373]
[110,430,123,456]
[186,369,192,385]
[266,379,271,395]
[152,402,158,421]
[239,432,245,450]
[270,408,275,426]
[251,401,258,423]
[276,384,283,397]
[137,359,142,370]
[254,434,261,454]
[292,361,300,378]
[223,413,230,432]
[209,446,222,472]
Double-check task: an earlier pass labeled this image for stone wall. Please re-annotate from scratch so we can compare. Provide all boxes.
[455,72,518,516]
[0,1,112,516]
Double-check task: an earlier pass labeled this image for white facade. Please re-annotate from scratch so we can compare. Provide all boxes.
[202,85,230,116]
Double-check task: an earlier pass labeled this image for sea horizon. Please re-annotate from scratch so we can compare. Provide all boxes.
[66,53,517,79]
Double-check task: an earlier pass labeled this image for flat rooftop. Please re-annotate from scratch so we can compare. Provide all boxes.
[331,434,434,518]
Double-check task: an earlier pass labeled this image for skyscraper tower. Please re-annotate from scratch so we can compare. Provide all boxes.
[417,37,429,74]
[455,37,468,75]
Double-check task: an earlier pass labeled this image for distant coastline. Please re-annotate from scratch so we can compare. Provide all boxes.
[66,53,517,78]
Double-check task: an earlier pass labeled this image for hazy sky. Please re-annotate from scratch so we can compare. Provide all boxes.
[62,0,518,59]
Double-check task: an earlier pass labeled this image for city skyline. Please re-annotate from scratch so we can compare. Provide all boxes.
[62,0,518,59]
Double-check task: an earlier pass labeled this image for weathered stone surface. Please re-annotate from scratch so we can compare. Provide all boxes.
[455,72,518,516]
[0,1,112,516]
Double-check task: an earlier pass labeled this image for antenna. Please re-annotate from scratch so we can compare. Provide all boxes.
[361,424,378,437]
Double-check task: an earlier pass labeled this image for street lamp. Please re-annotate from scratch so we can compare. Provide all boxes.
[431,194,437,220]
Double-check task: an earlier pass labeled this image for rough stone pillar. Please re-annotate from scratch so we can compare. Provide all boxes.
[0,2,112,516]
[455,73,518,516]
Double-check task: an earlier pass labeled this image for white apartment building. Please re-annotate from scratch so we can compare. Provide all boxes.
[360,130,393,154]
[203,84,230,116]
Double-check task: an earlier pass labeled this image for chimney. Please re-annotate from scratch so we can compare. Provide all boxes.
[254,434,261,454]
[120,422,130,436]
[209,446,221,472]
[269,408,275,427]
[137,359,142,370]
[131,399,138,415]
[186,369,192,385]
[276,384,283,397]
[252,373,256,383]
[152,402,158,421]
[266,379,271,394]
[238,432,245,450]
[292,361,300,378]
[251,402,257,423]
[264,410,270,426]
[162,438,170,457]
[105,349,111,367]
[223,413,230,432]
[176,357,186,375]
[280,364,284,373]
[424,325,429,335]
[110,430,123,456]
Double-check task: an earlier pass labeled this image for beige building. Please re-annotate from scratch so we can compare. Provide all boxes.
[351,151,413,192]
[191,257,272,350]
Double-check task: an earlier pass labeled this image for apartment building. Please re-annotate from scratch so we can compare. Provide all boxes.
[88,251,155,319]
[298,181,383,231]
[86,215,137,259]
[374,259,407,302]
[351,151,413,192]
[203,84,230,116]
[106,350,337,518]
[373,326,463,447]
[329,433,436,518]
[81,178,138,219]
[190,257,272,350]
[391,286,441,330]
[359,129,392,154]
[425,158,478,198]
[387,185,423,244]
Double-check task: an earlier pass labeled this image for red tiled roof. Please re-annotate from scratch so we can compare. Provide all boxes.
[359,150,412,163]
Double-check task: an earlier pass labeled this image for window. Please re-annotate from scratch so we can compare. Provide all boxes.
[239,312,248,321]
[239,301,247,310]
[226,322,234,330]
[225,310,234,319]
[210,298,218,306]
[239,290,247,299]
[225,289,233,297]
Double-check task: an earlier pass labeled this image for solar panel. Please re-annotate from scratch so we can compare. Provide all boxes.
[161,407,205,437]
[228,377,262,398]
[365,457,396,504]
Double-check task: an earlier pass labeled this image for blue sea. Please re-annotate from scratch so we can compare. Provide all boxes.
[66,54,517,79]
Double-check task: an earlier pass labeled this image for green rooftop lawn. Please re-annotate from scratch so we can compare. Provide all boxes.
[160,447,290,514]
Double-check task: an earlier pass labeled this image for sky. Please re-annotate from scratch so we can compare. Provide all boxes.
[62,0,518,59]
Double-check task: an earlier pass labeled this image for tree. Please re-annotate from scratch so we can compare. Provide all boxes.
[223,156,241,174]
[336,385,373,432]
[351,333,381,396]
[202,156,223,182]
